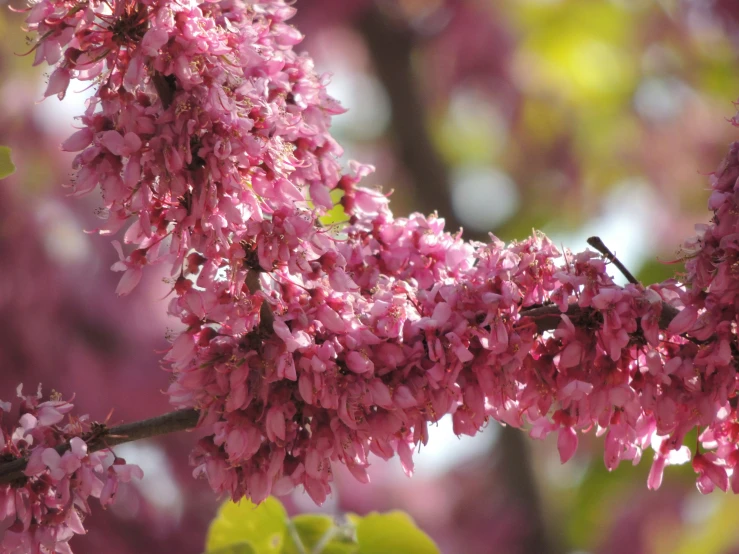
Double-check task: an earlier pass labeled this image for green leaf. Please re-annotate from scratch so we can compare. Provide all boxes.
[282,515,358,554]
[314,542,358,554]
[207,543,257,554]
[355,512,439,554]
[206,498,288,554]
[318,190,348,227]
[0,146,16,179]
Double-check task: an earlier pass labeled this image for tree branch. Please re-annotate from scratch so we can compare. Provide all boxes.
[0,408,199,485]
[0,300,681,487]
[521,302,680,334]
[494,427,560,554]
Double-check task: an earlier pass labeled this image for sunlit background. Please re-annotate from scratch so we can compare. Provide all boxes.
[2,0,739,552]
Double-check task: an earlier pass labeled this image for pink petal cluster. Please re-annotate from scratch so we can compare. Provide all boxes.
[669,141,739,494]
[28,0,344,295]
[24,0,739,506]
[0,387,142,554]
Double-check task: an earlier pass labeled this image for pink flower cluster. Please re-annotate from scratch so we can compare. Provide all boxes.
[667,141,739,494]
[30,0,343,295]
[24,0,739,508]
[0,387,142,554]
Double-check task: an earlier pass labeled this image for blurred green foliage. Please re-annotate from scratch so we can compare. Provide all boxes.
[204,497,439,554]
[0,147,16,180]
[422,0,739,246]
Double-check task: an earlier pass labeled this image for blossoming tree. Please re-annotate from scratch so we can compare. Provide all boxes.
[3,0,739,552]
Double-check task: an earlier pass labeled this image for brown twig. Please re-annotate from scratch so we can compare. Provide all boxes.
[520,301,679,334]
[587,236,639,285]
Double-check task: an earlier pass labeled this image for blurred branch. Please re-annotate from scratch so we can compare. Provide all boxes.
[358,6,477,239]
[495,428,557,554]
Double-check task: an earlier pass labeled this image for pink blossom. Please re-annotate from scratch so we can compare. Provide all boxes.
[693,453,729,494]
[24,0,739,513]
[0,389,141,554]
[557,427,578,464]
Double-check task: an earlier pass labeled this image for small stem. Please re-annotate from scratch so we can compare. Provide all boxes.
[587,236,639,285]
[286,520,309,554]
[89,408,199,449]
